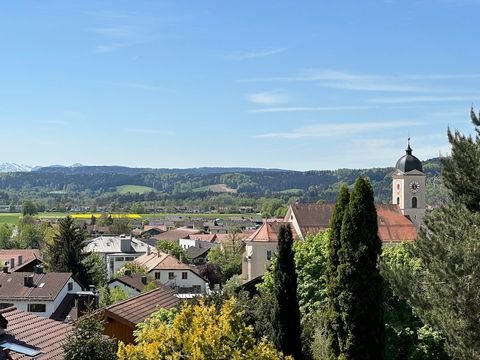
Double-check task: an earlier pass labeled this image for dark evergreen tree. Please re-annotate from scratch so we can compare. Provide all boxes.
[272,224,303,359]
[442,107,480,211]
[336,177,384,360]
[46,216,91,287]
[385,109,480,359]
[325,185,350,359]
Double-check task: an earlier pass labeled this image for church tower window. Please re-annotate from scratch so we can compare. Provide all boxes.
[412,197,417,208]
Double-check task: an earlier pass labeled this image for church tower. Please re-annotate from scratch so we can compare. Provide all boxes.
[392,139,426,227]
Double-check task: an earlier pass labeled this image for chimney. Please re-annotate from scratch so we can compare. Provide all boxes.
[9,258,14,270]
[146,246,151,256]
[141,275,147,285]
[18,255,23,266]
[34,265,43,274]
[24,274,34,287]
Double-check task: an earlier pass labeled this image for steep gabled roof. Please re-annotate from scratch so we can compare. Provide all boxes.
[133,251,196,272]
[0,306,73,360]
[0,272,72,301]
[245,221,299,242]
[0,250,42,272]
[109,274,169,293]
[103,287,179,328]
[285,203,417,242]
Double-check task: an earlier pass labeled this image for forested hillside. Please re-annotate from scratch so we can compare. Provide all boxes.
[0,158,448,212]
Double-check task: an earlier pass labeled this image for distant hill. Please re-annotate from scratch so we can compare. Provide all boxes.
[0,158,447,206]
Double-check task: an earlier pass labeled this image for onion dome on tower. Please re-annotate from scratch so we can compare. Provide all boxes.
[395,138,423,173]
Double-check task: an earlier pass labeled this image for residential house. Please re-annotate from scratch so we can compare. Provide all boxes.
[0,270,82,318]
[185,247,210,265]
[102,287,179,344]
[179,233,217,250]
[0,250,43,273]
[147,227,202,246]
[133,251,207,296]
[242,203,417,282]
[108,273,166,297]
[0,306,73,359]
[85,235,154,278]
[242,221,299,282]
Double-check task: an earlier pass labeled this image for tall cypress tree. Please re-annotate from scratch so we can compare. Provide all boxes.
[337,177,384,360]
[325,185,350,359]
[272,224,303,359]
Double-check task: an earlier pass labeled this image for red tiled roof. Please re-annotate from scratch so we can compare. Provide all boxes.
[245,221,299,242]
[376,204,417,242]
[0,250,41,272]
[152,228,201,242]
[134,251,196,272]
[104,287,179,327]
[1,306,72,360]
[0,272,72,301]
[186,234,217,242]
[289,203,335,228]
[286,203,417,242]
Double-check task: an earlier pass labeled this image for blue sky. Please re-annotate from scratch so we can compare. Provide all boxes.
[1,0,479,170]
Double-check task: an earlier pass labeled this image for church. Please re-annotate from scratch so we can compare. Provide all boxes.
[241,141,425,282]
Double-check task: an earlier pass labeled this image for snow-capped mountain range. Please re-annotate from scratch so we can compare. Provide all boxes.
[0,162,85,173]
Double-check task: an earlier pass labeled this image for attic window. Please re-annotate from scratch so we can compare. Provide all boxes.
[38,283,45,288]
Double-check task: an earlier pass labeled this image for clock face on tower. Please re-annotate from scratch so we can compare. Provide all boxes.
[410,180,420,193]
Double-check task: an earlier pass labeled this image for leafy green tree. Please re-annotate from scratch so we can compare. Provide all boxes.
[46,216,91,286]
[381,243,449,360]
[108,217,130,235]
[207,246,242,284]
[156,240,189,264]
[15,223,43,249]
[336,177,384,360]
[325,185,350,359]
[118,299,289,360]
[21,200,37,216]
[63,314,116,360]
[261,199,285,218]
[130,203,145,214]
[272,224,302,359]
[0,224,13,249]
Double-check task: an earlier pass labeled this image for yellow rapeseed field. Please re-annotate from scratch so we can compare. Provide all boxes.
[70,213,141,219]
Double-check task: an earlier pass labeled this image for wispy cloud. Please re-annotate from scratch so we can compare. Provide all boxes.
[36,120,68,125]
[97,81,170,92]
[126,128,174,135]
[87,26,133,39]
[256,120,422,139]
[243,69,480,92]
[225,47,285,60]
[246,90,289,105]
[249,105,373,113]
[368,95,480,104]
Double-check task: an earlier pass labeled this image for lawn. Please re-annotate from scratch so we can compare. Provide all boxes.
[116,185,155,194]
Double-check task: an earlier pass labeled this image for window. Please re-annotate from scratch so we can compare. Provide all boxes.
[266,250,272,261]
[155,272,161,280]
[0,303,13,310]
[68,282,73,291]
[168,272,175,280]
[396,197,400,205]
[28,303,46,312]
[412,197,417,208]
[192,285,201,293]
[182,272,188,280]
